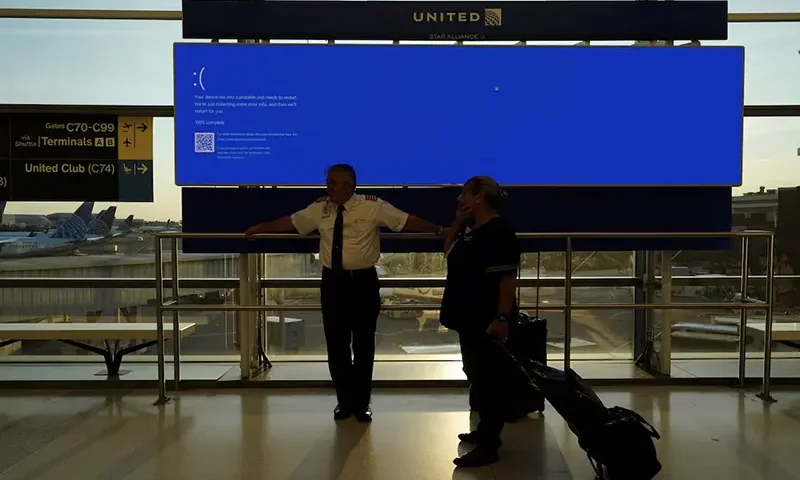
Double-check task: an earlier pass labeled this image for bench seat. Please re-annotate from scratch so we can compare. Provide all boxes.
[0,323,197,376]
[746,322,800,343]
[671,322,740,343]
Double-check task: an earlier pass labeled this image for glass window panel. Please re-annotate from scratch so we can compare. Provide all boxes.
[0,19,180,105]
[271,40,328,44]
[701,0,799,13]
[542,0,799,14]
[662,286,799,361]
[0,288,240,358]
[0,0,180,9]
[740,117,800,193]
[658,241,799,362]
[264,287,635,360]
[706,22,800,105]
[647,116,800,362]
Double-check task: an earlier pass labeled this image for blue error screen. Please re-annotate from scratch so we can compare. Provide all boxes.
[173,44,744,186]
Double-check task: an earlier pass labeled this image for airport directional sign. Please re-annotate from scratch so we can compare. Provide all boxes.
[0,113,154,202]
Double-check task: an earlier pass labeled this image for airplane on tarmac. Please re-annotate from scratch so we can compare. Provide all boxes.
[116,215,135,233]
[86,207,119,237]
[0,201,107,258]
[86,208,136,240]
[21,206,117,239]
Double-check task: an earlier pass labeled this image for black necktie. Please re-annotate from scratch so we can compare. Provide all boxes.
[331,204,345,271]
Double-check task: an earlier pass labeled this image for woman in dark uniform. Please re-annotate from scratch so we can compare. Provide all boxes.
[440,176,520,468]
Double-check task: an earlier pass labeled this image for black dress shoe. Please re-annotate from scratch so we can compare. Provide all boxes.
[354,406,372,423]
[453,447,499,468]
[334,404,353,420]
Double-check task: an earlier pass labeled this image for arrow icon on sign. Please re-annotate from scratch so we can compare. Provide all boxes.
[138,164,148,174]
[138,123,148,133]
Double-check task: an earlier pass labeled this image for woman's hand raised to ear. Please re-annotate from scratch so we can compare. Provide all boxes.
[453,203,470,228]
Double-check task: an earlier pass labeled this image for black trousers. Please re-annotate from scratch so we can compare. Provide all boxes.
[321,266,381,409]
[461,337,480,408]
[458,329,506,448]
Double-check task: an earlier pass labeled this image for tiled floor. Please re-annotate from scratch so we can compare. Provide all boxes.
[2,387,800,479]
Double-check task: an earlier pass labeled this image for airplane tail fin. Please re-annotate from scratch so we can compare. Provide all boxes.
[49,201,94,240]
[120,214,134,232]
[88,206,116,235]
[87,210,105,231]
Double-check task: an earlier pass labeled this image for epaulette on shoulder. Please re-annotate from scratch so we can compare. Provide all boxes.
[364,195,378,201]
[314,196,327,204]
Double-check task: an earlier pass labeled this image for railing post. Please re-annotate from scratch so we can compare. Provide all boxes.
[660,251,672,376]
[564,236,573,371]
[257,252,269,370]
[154,234,169,405]
[171,238,181,390]
[248,252,261,372]
[758,234,776,402]
[633,250,655,372]
[238,254,252,378]
[737,236,750,388]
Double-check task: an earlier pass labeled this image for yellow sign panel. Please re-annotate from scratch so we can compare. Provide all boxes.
[117,117,153,161]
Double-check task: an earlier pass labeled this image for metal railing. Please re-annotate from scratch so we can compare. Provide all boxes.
[0,274,793,289]
[152,230,776,405]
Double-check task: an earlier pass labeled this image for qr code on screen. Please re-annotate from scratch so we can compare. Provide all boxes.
[194,132,215,153]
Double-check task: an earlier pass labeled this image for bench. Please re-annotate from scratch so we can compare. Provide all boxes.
[0,323,197,377]
[746,322,800,349]
[711,315,800,325]
[672,322,740,343]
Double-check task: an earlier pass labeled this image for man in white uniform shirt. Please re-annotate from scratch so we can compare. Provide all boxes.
[245,164,446,422]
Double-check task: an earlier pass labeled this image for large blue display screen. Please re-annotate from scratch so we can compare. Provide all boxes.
[173,44,744,186]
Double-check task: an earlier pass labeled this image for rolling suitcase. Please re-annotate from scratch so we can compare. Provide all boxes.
[517,359,662,480]
[506,313,546,415]
[468,254,548,417]
[505,253,547,416]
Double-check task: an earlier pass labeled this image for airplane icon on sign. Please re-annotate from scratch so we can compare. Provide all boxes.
[123,138,132,147]
[122,123,133,131]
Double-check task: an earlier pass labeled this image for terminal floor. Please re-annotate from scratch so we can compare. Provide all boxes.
[1,358,800,385]
[2,387,800,480]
